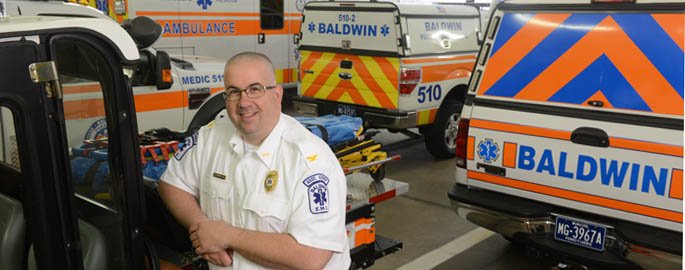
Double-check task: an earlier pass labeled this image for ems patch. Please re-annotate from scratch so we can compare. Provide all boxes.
[303,173,330,214]
[174,133,198,161]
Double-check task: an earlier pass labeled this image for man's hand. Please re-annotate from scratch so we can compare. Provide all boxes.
[189,220,233,254]
[202,249,234,267]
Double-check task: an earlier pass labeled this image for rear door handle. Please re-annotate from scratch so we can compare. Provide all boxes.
[338,72,353,80]
[571,127,609,147]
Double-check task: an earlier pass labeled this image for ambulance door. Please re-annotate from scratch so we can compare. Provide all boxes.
[257,0,293,86]
[467,7,684,232]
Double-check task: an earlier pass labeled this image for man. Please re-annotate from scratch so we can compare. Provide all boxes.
[159,52,350,269]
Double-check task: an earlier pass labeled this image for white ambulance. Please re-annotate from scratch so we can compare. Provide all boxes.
[71,0,311,90]
[450,0,683,269]
[5,0,228,146]
[293,1,483,158]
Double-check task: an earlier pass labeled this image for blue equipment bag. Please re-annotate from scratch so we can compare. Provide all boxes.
[295,115,362,146]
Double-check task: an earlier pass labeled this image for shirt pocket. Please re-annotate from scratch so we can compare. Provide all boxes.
[242,193,289,233]
[200,177,232,222]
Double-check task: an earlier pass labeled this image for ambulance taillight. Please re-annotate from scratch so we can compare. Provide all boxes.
[399,68,421,94]
[455,118,470,168]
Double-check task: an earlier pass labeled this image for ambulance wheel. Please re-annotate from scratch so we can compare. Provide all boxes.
[185,94,225,135]
[370,165,385,182]
[425,100,462,159]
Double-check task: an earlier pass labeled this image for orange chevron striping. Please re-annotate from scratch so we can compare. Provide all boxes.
[421,62,474,83]
[328,80,367,106]
[652,14,684,51]
[513,16,683,115]
[302,53,345,97]
[375,56,400,86]
[402,54,476,64]
[301,51,323,72]
[478,14,570,94]
[468,170,682,223]
[346,55,396,109]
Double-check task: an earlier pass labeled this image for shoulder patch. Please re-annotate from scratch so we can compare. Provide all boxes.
[174,132,198,161]
[302,173,330,214]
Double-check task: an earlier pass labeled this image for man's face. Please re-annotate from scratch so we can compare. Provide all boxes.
[224,59,282,145]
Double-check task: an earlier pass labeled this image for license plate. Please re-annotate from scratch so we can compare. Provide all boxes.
[554,215,606,251]
[336,104,356,116]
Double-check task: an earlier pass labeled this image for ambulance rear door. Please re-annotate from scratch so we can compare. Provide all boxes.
[465,3,684,233]
[298,1,402,112]
[256,0,298,87]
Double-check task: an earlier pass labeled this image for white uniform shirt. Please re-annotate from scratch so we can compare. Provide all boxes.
[161,113,351,270]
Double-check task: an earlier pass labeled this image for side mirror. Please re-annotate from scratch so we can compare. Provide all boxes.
[155,51,172,90]
[122,16,162,49]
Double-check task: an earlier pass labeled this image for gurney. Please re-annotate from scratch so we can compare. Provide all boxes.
[296,115,401,182]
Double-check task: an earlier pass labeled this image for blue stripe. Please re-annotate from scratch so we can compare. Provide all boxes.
[612,14,684,99]
[490,13,535,56]
[484,14,607,98]
[549,54,651,112]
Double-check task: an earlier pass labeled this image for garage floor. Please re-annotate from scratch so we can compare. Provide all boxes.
[282,102,681,270]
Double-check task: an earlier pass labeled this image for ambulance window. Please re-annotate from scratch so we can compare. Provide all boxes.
[0,106,20,171]
[260,0,284,30]
[0,106,22,200]
[53,38,126,269]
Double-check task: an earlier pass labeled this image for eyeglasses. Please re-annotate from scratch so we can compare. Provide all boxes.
[223,84,277,101]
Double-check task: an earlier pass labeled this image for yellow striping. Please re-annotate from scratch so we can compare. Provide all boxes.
[360,56,399,107]
[339,92,355,104]
[292,68,299,82]
[417,110,430,125]
[348,68,382,107]
[275,69,284,84]
[306,52,338,95]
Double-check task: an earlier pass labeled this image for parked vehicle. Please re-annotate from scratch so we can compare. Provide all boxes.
[449,0,683,269]
[293,1,483,158]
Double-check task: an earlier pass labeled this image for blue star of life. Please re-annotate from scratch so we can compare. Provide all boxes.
[308,22,316,33]
[197,0,212,10]
[380,24,390,36]
[477,138,499,163]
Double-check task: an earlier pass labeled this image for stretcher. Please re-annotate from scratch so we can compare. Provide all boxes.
[296,115,401,182]
[69,125,408,269]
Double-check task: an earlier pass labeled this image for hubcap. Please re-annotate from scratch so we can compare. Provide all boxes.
[444,113,460,149]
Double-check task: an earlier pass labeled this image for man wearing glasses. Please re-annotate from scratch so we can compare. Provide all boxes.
[159,52,350,269]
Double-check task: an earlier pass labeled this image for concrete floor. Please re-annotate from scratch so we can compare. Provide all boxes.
[282,101,681,270]
[363,130,550,270]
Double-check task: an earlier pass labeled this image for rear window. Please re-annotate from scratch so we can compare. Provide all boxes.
[405,16,481,55]
[300,8,400,54]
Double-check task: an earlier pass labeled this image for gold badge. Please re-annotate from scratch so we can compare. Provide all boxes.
[264,170,278,194]
[212,172,226,180]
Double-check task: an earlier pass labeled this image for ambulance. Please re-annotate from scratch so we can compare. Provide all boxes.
[293,1,483,158]
[5,0,228,147]
[69,0,310,90]
[449,0,683,269]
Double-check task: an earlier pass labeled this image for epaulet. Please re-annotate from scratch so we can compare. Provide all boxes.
[283,119,330,169]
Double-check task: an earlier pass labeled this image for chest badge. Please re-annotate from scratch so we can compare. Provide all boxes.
[264,170,279,194]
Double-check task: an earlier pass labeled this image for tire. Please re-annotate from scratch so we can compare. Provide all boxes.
[425,100,463,159]
[185,94,225,136]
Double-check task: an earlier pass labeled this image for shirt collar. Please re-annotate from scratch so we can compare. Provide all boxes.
[228,113,285,165]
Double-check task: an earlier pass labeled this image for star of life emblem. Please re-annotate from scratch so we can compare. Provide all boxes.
[303,173,330,214]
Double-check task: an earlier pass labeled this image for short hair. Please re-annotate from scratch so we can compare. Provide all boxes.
[225,52,276,83]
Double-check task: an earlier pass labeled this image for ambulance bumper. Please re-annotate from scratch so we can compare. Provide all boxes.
[448,183,682,270]
[292,97,417,129]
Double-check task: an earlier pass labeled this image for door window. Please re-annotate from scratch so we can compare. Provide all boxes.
[261,0,284,29]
